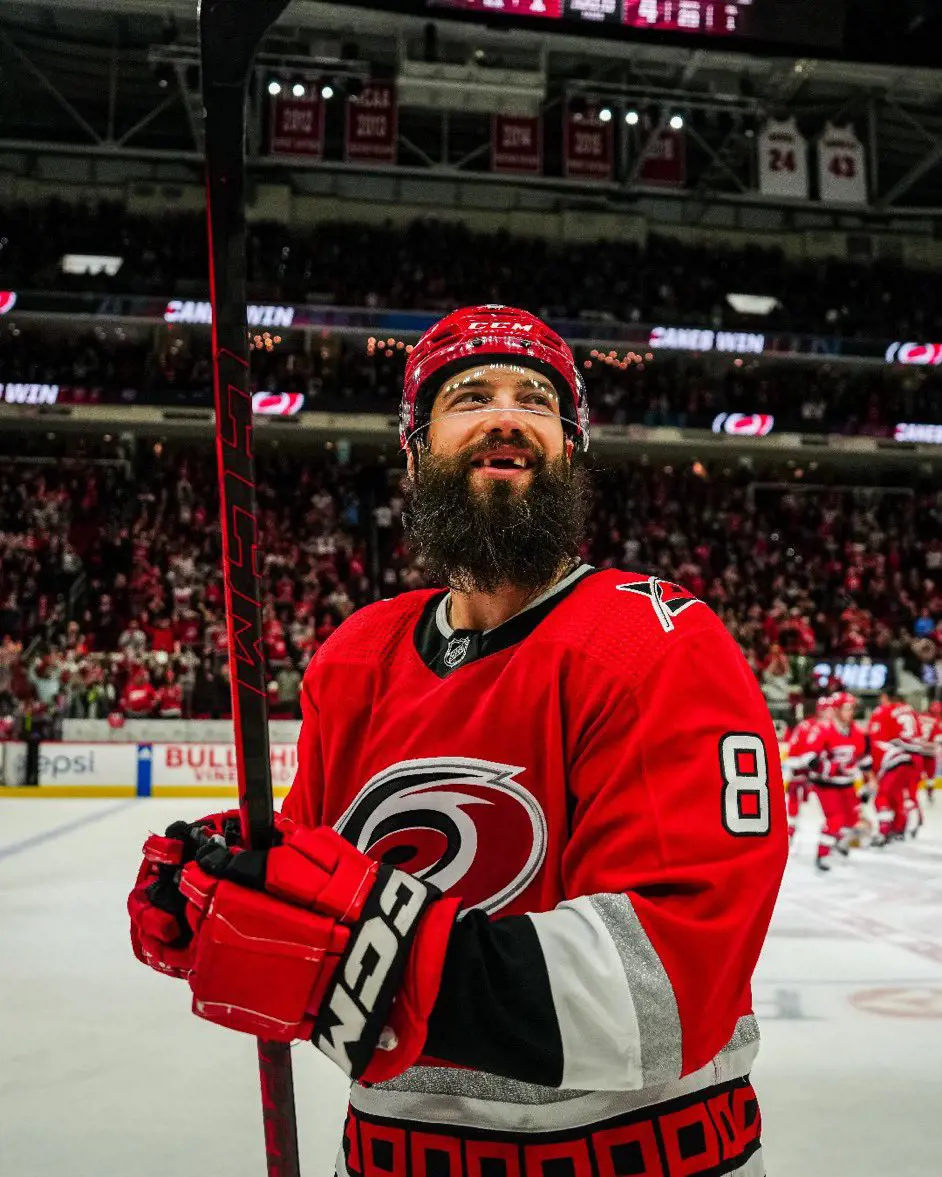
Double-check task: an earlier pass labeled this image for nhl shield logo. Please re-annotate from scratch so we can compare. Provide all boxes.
[444,635,471,670]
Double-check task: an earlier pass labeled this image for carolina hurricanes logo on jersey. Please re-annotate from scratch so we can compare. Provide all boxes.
[334,757,547,914]
[616,575,704,633]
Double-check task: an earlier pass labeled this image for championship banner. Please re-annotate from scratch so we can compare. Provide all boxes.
[269,95,325,158]
[491,114,542,175]
[757,118,809,200]
[344,82,397,165]
[817,122,867,206]
[563,101,613,181]
[637,126,686,187]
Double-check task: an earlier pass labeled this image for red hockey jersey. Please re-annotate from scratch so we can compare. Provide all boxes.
[784,718,825,782]
[917,712,942,777]
[868,701,923,777]
[283,565,787,1177]
[813,721,869,787]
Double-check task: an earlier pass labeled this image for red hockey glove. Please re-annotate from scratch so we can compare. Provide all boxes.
[179,820,461,1082]
[128,810,244,978]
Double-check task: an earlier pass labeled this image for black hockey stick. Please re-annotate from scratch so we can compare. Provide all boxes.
[198,2,299,1174]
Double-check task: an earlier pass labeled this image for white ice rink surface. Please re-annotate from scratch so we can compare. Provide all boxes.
[2,797,941,1177]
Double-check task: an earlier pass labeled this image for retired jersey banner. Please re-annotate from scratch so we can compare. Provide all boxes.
[563,102,613,182]
[492,114,542,175]
[269,95,325,158]
[757,118,809,200]
[817,123,867,205]
[637,126,686,187]
[345,82,397,165]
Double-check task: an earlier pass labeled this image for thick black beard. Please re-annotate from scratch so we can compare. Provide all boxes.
[404,444,593,595]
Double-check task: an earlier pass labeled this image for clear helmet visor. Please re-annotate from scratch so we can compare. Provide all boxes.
[405,363,578,447]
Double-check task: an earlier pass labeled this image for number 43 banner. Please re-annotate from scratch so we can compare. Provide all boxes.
[757,118,809,200]
[817,122,868,205]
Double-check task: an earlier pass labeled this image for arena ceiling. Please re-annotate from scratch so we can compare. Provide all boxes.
[1,0,941,213]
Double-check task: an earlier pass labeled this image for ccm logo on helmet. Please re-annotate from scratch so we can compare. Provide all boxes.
[467,319,534,333]
[313,867,432,1077]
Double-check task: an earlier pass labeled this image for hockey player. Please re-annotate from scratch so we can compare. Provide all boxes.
[810,692,869,869]
[916,700,941,807]
[129,306,787,1177]
[782,697,829,841]
[868,692,927,841]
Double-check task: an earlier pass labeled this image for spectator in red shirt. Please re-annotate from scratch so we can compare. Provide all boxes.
[155,669,183,718]
[173,608,202,647]
[121,667,157,718]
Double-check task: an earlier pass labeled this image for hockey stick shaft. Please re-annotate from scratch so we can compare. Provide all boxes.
[199,3,299,1174]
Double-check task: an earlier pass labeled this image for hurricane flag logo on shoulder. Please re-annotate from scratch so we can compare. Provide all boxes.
[334,757,547,914]
[617,575,704,633]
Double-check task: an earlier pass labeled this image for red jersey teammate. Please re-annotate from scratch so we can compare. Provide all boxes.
[917,701,941,803]
[129,307,787,1177]
[810,692,869,869]
[782,698,829,841]
[868,692,927,841]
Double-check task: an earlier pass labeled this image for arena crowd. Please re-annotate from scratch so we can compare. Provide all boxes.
[1,437,940,734]
[3,323,940,437]
[3,198,940,338]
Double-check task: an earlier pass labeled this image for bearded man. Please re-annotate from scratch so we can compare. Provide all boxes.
[130,306,787,1177]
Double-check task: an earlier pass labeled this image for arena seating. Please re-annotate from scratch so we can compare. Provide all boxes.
[4,198,941,337]
[3,324,940,435]
[1,439,939,730]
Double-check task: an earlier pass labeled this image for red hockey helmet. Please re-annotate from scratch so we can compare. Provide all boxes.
[400,305,590,453]
[832,691,857,711]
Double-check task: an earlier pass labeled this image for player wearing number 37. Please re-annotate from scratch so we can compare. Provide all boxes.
[129,306,787,1177]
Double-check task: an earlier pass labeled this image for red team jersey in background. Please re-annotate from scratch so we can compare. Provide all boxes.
[868,701,921,777]
[283,565,787,1177]
[785,718,826,779]
[917,711,942,778]
[816,722,869,786]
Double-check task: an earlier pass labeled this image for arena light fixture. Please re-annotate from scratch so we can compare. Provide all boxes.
[267,79,282,96]
[292,81,306,98]
[61,254,123,277]
[598,105,613,123]
[625,109,640,126]
[669,112,685,130]
[320,81,335,100]
[726,293,781,316]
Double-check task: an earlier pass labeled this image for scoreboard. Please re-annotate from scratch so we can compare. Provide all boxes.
[430,1,846,49]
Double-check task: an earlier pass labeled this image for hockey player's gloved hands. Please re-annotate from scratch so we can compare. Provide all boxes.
[178,819,461,1083]
[128,810,244,978]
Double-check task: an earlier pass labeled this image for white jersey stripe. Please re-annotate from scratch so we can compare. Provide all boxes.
[587,891,684,1086]
[531,893,645,1089]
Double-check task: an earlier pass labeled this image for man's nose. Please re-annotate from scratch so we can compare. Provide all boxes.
[482,402,529,433]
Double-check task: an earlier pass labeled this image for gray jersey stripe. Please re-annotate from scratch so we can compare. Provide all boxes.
[352,1038,761,1132]
[587,892,683,1086]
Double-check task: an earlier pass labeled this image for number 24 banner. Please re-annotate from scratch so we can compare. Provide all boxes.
[757,118,809,200]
